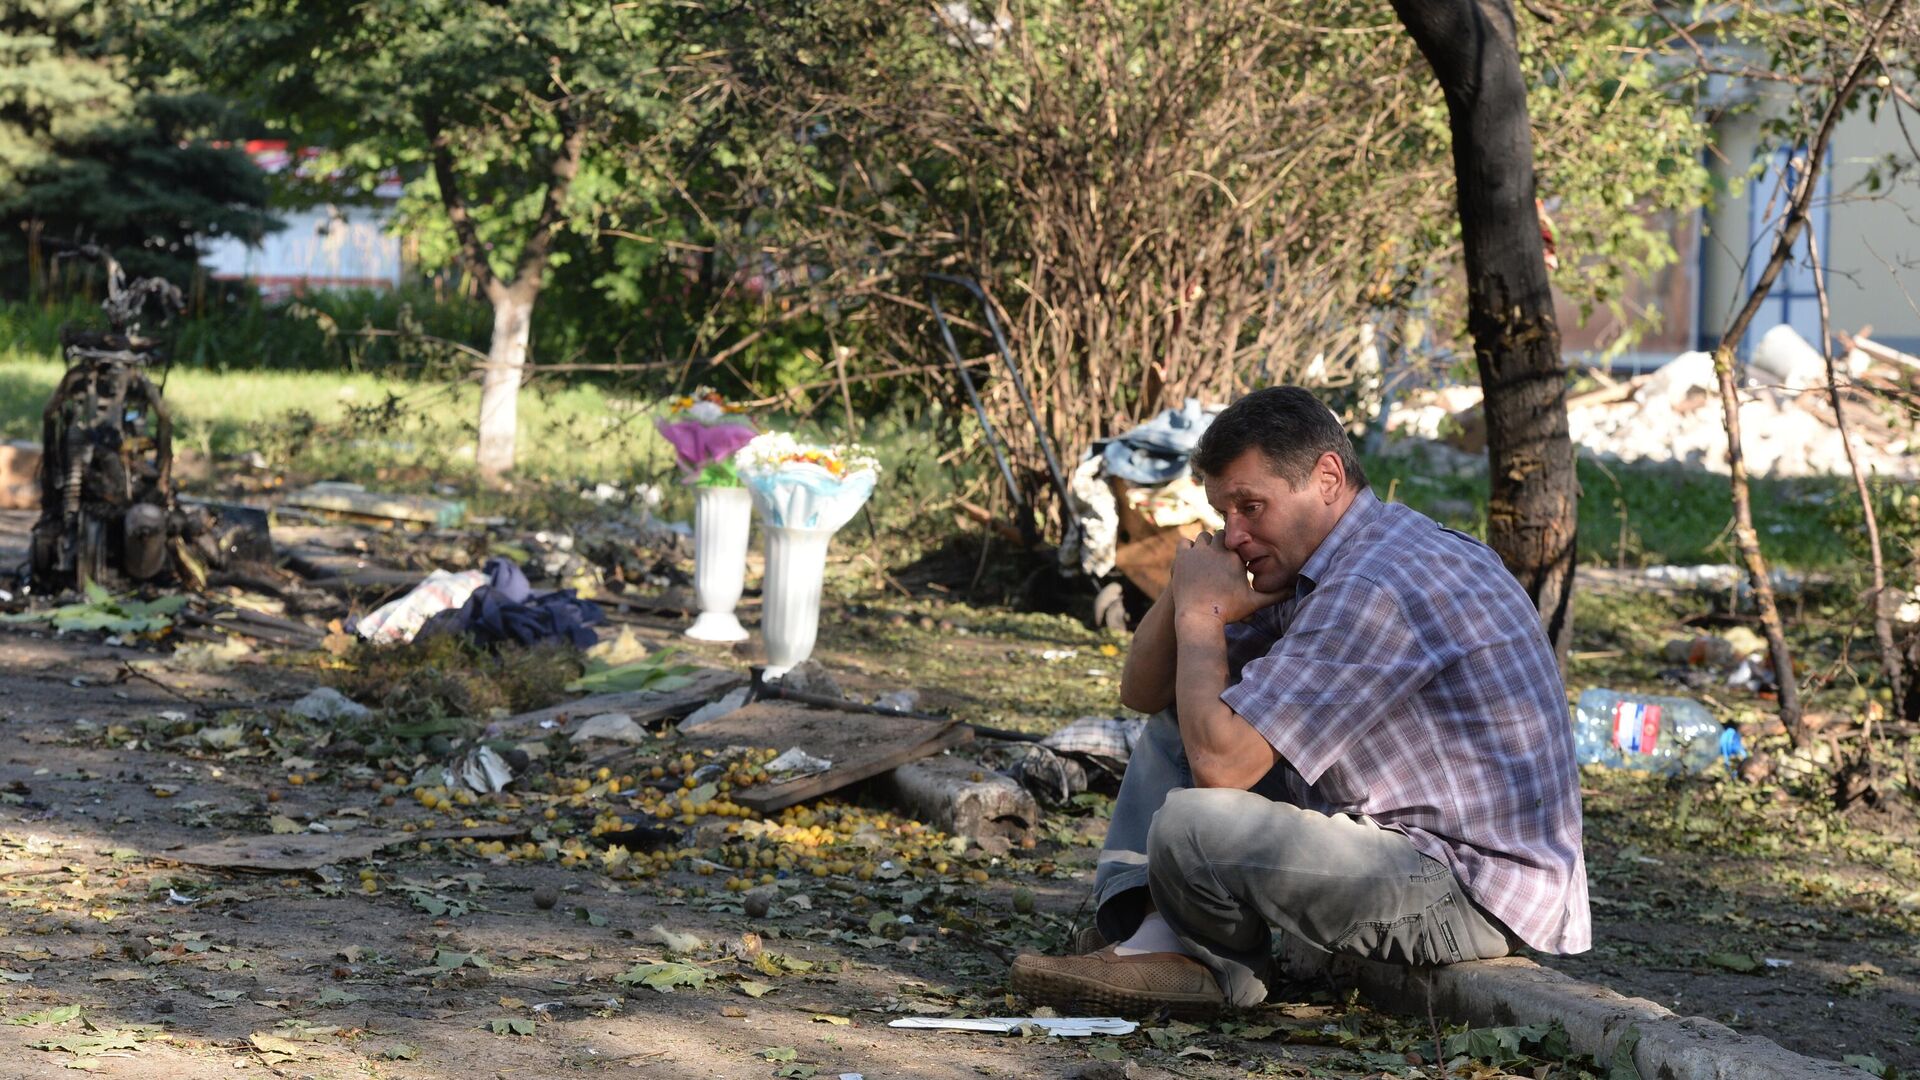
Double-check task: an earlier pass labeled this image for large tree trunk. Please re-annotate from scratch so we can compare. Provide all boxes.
[477,284,537,480]
[1390,0,1576,664]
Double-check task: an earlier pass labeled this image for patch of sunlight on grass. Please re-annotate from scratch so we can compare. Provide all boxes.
[0,350,674,490]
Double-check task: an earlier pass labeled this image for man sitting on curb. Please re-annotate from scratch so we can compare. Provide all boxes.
[1011,386,1590,1016]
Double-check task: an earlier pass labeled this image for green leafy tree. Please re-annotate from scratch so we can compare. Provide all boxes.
[1391,0,1575,660]
[713,0,1712,574]
[146,0,700,478]
[0,0,275,291]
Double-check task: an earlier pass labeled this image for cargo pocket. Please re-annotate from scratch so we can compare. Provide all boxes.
[1329,913,1428,965]
[1329,896,1469,966]
[1422,894,1467,965]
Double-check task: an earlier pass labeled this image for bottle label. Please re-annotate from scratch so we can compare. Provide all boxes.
[1611,701,1662,754]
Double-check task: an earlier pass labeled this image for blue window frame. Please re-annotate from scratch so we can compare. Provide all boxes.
[1741,145,1832,360]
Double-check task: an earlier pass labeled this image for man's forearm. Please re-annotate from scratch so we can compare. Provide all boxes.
[1119,591,1178,713]
[1173,611,1276,789]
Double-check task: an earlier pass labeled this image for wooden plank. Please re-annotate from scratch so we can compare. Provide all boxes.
[1565,373,1651,412]
[733,724,971,814]
[1844,331,1920,373]
[493,667,745,734]
[281,484,466,528]
[678,701,974,813]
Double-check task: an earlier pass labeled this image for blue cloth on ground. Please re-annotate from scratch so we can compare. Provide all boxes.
[418,556,604,649]
[1101,398,1220,484]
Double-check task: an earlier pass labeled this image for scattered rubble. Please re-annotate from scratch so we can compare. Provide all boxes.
[1388,326,1919,478]
[870,756,1039,855]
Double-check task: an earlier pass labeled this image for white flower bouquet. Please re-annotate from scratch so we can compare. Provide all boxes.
[733,432,880,530]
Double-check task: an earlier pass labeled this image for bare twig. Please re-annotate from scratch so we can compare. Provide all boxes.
[1705,0,1908,747]
[1810,228,1899,793]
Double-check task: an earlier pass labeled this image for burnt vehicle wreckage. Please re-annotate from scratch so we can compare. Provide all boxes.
[28,244,263,595]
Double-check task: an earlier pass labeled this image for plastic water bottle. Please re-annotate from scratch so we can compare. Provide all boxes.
[1572,689,1728,776]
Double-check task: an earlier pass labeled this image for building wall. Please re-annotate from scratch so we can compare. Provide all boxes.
[1699,103,1920,356]
[1554,208,1701,370]
[202,203,404,297]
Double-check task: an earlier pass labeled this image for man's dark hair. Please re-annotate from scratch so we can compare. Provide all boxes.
[1191,386,1368,491]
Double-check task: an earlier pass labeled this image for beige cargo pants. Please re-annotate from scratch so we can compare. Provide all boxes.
[1093,711,1516,1007]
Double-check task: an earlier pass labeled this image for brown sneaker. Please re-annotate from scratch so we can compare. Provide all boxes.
[1009,946,1225,1018]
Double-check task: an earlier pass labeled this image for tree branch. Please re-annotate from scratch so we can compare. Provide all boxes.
[510,104,592,295]
[1705,0,1908,747]
[425,110,498,299]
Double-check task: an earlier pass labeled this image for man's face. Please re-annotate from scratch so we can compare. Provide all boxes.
[1201,448,1344,595]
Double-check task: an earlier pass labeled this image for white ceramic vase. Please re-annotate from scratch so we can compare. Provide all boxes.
[760,524,836,678]
[685,485,753,642]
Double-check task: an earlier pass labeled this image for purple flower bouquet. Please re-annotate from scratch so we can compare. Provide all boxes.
[655,389,757,486]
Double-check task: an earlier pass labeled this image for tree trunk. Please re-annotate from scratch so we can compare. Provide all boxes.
[477,284,537,480]
[1906,613,1920,724]
[1390,0,1577,664]
[426,109,585,484]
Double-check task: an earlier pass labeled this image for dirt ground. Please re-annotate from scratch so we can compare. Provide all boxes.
[0,626,1419,1079]
[0,512,1915,1077]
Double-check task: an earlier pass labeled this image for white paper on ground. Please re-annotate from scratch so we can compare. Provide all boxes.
[885,1016,1137,1036]
[765,746,832,777]
[679,686,750,732]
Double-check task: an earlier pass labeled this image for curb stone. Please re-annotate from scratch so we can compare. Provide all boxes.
[1292,949,1863,1080]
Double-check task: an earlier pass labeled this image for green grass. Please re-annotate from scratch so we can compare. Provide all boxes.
[0,338,1869,572]
[0,351,677,493]
[1365,451,1856,571]
[0,346,964,535]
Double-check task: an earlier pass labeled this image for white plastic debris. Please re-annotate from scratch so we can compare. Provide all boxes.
[352,568,487,644]
[568,713,646,745]
[1634,349,1717,408]
[1750,324,1865,390]
[765,747,832,778]
[445,745,515,795]
[287,687,372,724]
[886,1016,1137,1037]
[679,686,751,732]
[1640,564,1804,595]
[872,689,921,713]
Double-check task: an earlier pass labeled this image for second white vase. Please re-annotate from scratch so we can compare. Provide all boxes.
[760,524,835,678]
[685,485,753,642]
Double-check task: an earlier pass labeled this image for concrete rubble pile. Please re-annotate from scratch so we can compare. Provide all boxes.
[1389,325,1920,480]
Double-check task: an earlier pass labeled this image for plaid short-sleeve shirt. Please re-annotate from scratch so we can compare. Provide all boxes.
[1220,489,1590,954]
